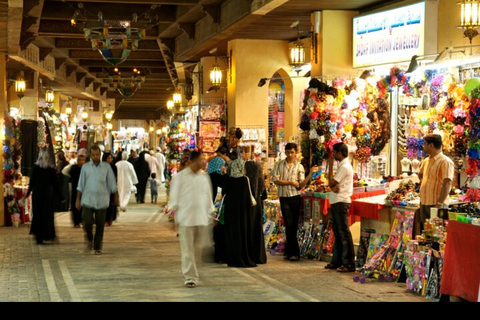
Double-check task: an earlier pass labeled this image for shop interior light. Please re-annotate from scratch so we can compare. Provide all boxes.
[15,75,26,99]
[162,126,168,133]
[156,128,162,135]
[106,122,113,130]
[167,100,174,110]
[65,103,72,115]
[458,0,480,44]
[149,126,154,132]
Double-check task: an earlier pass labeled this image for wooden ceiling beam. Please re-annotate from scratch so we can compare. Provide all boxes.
[47,0,198,5]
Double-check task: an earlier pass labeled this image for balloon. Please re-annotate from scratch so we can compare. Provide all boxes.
[464,77,480,96]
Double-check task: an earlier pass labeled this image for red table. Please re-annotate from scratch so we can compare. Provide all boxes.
[304,189,386,226]
[440,221,480,302]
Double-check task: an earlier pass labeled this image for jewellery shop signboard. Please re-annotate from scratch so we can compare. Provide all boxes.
[353,1,427,68]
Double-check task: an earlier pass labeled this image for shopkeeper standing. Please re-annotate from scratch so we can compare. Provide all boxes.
[326,142,355,273]
[418,133,454,232]
[271,143,318,262]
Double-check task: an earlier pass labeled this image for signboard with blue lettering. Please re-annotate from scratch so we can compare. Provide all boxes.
[353,2,425,68]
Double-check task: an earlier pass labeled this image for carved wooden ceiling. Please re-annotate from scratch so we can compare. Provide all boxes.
[5,0,395,120]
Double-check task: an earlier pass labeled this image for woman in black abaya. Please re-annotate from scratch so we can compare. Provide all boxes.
[134,150,151,203]
[26,148,65,244]
[245,160,267,264]
[222,159,256,268]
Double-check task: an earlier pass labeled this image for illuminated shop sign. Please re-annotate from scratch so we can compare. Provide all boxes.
[353,2,425,68]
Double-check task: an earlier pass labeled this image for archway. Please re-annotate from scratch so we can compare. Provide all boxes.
[267,69,294,158]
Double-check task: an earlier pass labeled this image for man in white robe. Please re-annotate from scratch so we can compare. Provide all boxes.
[145,150,160,180]
[154,147,166,182]
[115,151,138,211]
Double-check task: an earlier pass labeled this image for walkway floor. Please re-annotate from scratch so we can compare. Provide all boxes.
[0,186,429,302]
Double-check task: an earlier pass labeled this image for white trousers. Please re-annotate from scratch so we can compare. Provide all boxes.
[177,224,213,285]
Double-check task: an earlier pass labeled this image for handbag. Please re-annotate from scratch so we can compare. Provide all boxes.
[246,176,257,207]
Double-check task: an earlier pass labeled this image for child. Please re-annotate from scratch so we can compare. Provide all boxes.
[149,172,159,204]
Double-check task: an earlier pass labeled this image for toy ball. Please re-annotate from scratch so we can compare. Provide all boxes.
[464,77,480,97]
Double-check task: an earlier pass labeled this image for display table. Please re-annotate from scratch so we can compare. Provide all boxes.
[440,221,480,302]
[302,189,386,225]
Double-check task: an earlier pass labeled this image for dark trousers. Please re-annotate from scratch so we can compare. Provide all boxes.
[279,195,301,257]
[82,207,107,251]
[331,202,355,268]
[420,205,434,233]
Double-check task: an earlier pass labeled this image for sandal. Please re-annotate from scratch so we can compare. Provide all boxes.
[324,263,338,269]
[185,282,196,288]
[336,266,355,273]
[94,250,102,255]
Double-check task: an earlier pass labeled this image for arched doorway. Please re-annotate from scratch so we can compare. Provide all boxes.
[268,72,285,157]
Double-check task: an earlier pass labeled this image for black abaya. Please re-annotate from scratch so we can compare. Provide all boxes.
[209,172,227,263]
[134,151,150,203]
[222,176,257,268]
[27,165,64,244]
[69,164,83,226]
[245,161,267,264]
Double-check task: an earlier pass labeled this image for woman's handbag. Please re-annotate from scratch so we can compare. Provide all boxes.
[246,176,257,207]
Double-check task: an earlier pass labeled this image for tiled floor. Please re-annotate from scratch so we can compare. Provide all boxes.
[0,186,428,302]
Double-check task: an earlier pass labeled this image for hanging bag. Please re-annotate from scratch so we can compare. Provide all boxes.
[246,176,257,206]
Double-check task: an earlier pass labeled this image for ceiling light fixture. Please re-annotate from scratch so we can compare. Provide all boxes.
[72,3,162,66]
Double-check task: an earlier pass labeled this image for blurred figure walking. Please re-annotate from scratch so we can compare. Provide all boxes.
[169,150,214,288]
[116,151,138,212]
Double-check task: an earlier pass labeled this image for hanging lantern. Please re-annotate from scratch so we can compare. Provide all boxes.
[81,110,89,121]
[173,90,182,104]
[156,129,162,135]
[458,0,480,43]
[290,40,306,67]
[45,88,55,106]
[106,122,113,130]
[66,104,72,115]
[15,76,26,99]
[209,64,222,87]
[167,100,174,110]
[105,111,113,121]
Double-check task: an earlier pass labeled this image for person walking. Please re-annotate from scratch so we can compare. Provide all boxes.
[127,149,138,165]
[168,150,215,288]
[62,148,88,228]
[178,148,191,172]
[116,151,138,212]
[271,142,318,262]
[55,150,70,212]
[154,147,166,182]
[76,144,118,255]
[148,172,160,204]
[25,147,65,244]
[133,150,151,203]
[325,142,356,273]
[103,151,118,226]
[146,149,160,182]
[418,133,454,232]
